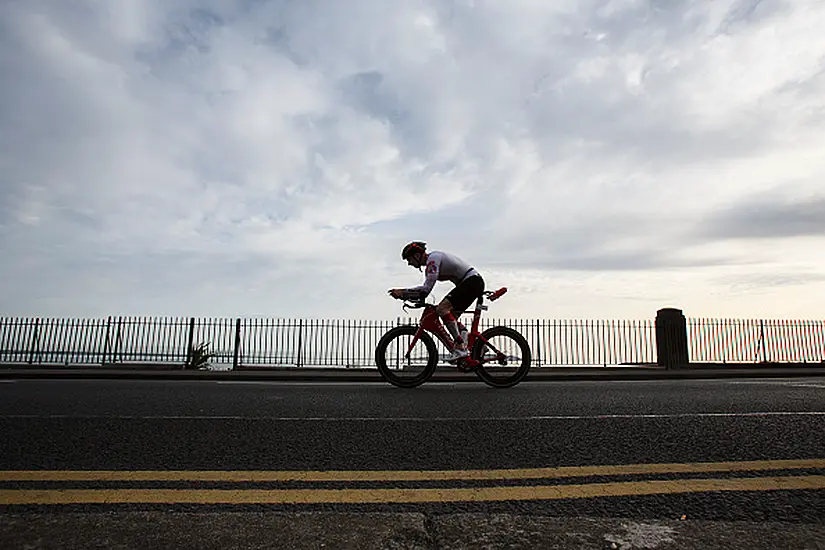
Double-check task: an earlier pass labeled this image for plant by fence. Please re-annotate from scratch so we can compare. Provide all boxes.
[0,316,822,368]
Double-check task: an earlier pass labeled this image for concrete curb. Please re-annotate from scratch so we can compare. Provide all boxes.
[2,365,825,382]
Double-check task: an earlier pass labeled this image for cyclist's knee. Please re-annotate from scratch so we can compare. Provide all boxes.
[436,299,453,317]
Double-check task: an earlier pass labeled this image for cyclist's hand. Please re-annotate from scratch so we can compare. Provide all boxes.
[388,289,404,299]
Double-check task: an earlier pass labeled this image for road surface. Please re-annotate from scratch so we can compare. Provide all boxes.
[2,377,825,548]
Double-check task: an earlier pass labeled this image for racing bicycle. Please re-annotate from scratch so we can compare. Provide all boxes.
[375,287,532,388]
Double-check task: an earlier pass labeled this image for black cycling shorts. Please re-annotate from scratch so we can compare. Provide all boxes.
[445,274,485,314]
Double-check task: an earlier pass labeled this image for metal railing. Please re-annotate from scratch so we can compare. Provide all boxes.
[0,316,822,368]
[688,319,825,364]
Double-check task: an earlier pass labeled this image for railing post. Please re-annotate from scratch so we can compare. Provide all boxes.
[27,318,41,365]
[233,318,242,370]
[185,317,195,367]
[102,316,112,366]
[297,319,303,368]
[0,317,5,363]
[760,320,766,363]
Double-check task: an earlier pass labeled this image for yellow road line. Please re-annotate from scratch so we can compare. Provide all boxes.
[2,459,824,482]
[2,475,825,505]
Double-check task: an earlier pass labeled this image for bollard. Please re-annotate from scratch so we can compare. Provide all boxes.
[656,308,689,369]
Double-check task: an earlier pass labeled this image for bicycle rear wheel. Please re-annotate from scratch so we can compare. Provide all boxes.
[471,326,531,388]
[375,325,438,388]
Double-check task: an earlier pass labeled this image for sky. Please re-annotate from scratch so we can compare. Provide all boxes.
[1,0,824,321]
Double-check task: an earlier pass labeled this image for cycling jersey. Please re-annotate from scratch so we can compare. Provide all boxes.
[402,250,480,301]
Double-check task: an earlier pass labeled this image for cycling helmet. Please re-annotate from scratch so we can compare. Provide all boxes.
[401,241,426,260]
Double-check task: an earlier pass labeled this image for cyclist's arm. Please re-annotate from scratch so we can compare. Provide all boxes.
[402,257,439,300]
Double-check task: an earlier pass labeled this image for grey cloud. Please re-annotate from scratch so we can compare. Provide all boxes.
[487,244,739,273]
[321,1,796,171]
[478,213,734,272]
[524,250,677,272]
[338,71,405,125]
[520,10,783,166]
[182,0,813,176]
[702,195,825,240]
[718,0,784,35]
[336,70,447,161]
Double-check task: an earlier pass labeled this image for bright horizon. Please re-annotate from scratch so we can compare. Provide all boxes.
[2,1,825,322]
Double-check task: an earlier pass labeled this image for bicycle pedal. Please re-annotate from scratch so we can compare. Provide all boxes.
[455,361,475,373]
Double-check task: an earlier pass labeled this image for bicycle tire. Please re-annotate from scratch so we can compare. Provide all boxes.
[375,325,438,388]
[471,326,532,388]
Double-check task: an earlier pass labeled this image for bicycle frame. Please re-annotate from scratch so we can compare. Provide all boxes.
[404,288,507,368]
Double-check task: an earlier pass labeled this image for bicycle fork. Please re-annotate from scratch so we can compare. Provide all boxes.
[402,306,453,362]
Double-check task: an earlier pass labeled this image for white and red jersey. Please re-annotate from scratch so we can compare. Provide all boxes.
[402,251,479,301]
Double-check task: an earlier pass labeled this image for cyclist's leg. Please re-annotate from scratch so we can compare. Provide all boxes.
[436,298,463,346]
[445,275,485,317]
[441,275,485,346]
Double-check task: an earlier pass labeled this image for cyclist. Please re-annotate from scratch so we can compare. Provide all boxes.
[388,241,485,360]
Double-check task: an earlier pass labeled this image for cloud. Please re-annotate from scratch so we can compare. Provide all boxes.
[716,272,825,292]
[1,0,825,320]
[702,193,825,240]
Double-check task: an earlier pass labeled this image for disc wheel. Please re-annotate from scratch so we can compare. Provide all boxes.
[471,326,532,388]
[375,325,438,388]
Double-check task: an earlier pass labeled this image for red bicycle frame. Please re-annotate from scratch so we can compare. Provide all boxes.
[405,287,508,368]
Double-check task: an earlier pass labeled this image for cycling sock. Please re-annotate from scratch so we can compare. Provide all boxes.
[457,321,468,347]
[442,312,463,346]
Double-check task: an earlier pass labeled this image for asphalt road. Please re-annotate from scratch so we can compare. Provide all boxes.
[2,377,825,549]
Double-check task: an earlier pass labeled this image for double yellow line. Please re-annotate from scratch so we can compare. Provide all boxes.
[2,459,825,505]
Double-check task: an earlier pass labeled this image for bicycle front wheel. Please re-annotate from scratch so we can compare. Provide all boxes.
[471,326,532,388]
[375,325,438,388]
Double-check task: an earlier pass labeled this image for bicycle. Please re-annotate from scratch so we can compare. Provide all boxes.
[375,287,532,388]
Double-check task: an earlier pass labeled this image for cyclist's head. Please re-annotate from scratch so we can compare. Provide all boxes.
[401,241,427,267]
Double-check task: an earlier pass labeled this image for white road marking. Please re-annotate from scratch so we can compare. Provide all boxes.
[727,379,825,389]
[213,381,388,386]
